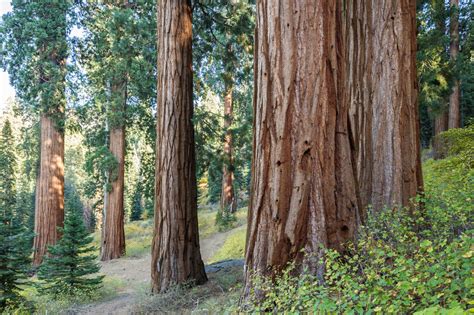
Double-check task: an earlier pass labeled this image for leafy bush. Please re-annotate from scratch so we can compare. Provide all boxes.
[433,124,474,161]
[423,126,473,239]
[248,209,473,313]
[247,125,473,313]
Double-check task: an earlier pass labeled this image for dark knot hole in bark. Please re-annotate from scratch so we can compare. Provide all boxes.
[341,225,349,233]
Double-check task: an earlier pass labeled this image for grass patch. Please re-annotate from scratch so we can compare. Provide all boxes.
[199,206,247,239]
[124,220,153,258]
[209,227,246,264]
[198,208,220,239]
[15,275,125,314]
[91,206,248,259]
[135,266,243,314]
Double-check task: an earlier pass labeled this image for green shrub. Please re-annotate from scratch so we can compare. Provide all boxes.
[216,210,237,231]
[433,124,474,161]
[246,126,473,313]
[423,128,473,239]
[248,209,473,313]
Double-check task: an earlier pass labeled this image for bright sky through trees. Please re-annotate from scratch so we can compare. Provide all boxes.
[0,0,14,111]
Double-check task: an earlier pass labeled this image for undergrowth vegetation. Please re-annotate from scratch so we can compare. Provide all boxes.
[246,126,474,314]
[209,227,247,264]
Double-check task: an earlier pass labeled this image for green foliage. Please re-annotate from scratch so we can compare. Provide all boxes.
[215,210,237,231]
[193,1,255,209]
[198,206,247,240]
[130,181,143,221]
[0,120,33,310]
[247,126,474,313]
[423,125,473,242]
[416,0,474,146]
[11,104,39,232]
[0,120,16,212]
[78,1,157,224]
[15,275,124,314]
[432,123,474,160]
[209,227,246,263]
[247,212,472,313]
[123,220,153,258]
[0,0,71,128]
[37,206,104,298]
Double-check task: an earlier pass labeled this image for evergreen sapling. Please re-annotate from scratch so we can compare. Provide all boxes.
[37,204,103,297]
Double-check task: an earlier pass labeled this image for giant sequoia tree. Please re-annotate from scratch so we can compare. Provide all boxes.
[1,0,70,265]
[151,0,207,293]
[347,0,423,212]
[80,0,156,260]
[244,0,359,295]
[244,0,425,298]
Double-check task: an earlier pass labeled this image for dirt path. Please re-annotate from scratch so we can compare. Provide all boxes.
[75,228,239,315]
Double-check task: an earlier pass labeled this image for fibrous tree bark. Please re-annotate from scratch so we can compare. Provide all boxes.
[220,64,237,214]
[33,115,65,266]
[151,0,207,293]
[448,0,460,129]
[101,80,127,261]
[4,1,69,266]
[348,0,423,212]
[244,0,359,296]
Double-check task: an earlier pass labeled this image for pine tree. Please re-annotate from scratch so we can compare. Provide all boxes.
[0,120,33,309]
[37,205,103,297]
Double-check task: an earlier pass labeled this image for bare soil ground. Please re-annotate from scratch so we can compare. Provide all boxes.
[74,228,239,315]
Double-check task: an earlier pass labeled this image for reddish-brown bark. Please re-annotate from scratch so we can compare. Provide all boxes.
[151,0,207,293]
[100,0,129,262]
[101,82,126,260]
[244,0,359,296]
[220,83,237,214]
[33,115,65,266]
[348,0,423,212]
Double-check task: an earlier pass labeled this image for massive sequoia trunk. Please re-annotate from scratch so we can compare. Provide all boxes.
[348,0,423,212]
[101,81,126,261]
[33,115,65,266]
[244,0,359,295]
[448,0,460,129]
[151,0,207,293]
[220,82,237,214]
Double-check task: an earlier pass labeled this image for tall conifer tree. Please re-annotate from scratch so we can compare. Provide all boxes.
[0,120,32,309]
[1,0,70,265]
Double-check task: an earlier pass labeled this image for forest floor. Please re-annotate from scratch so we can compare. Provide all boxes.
[73,210,247,314]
